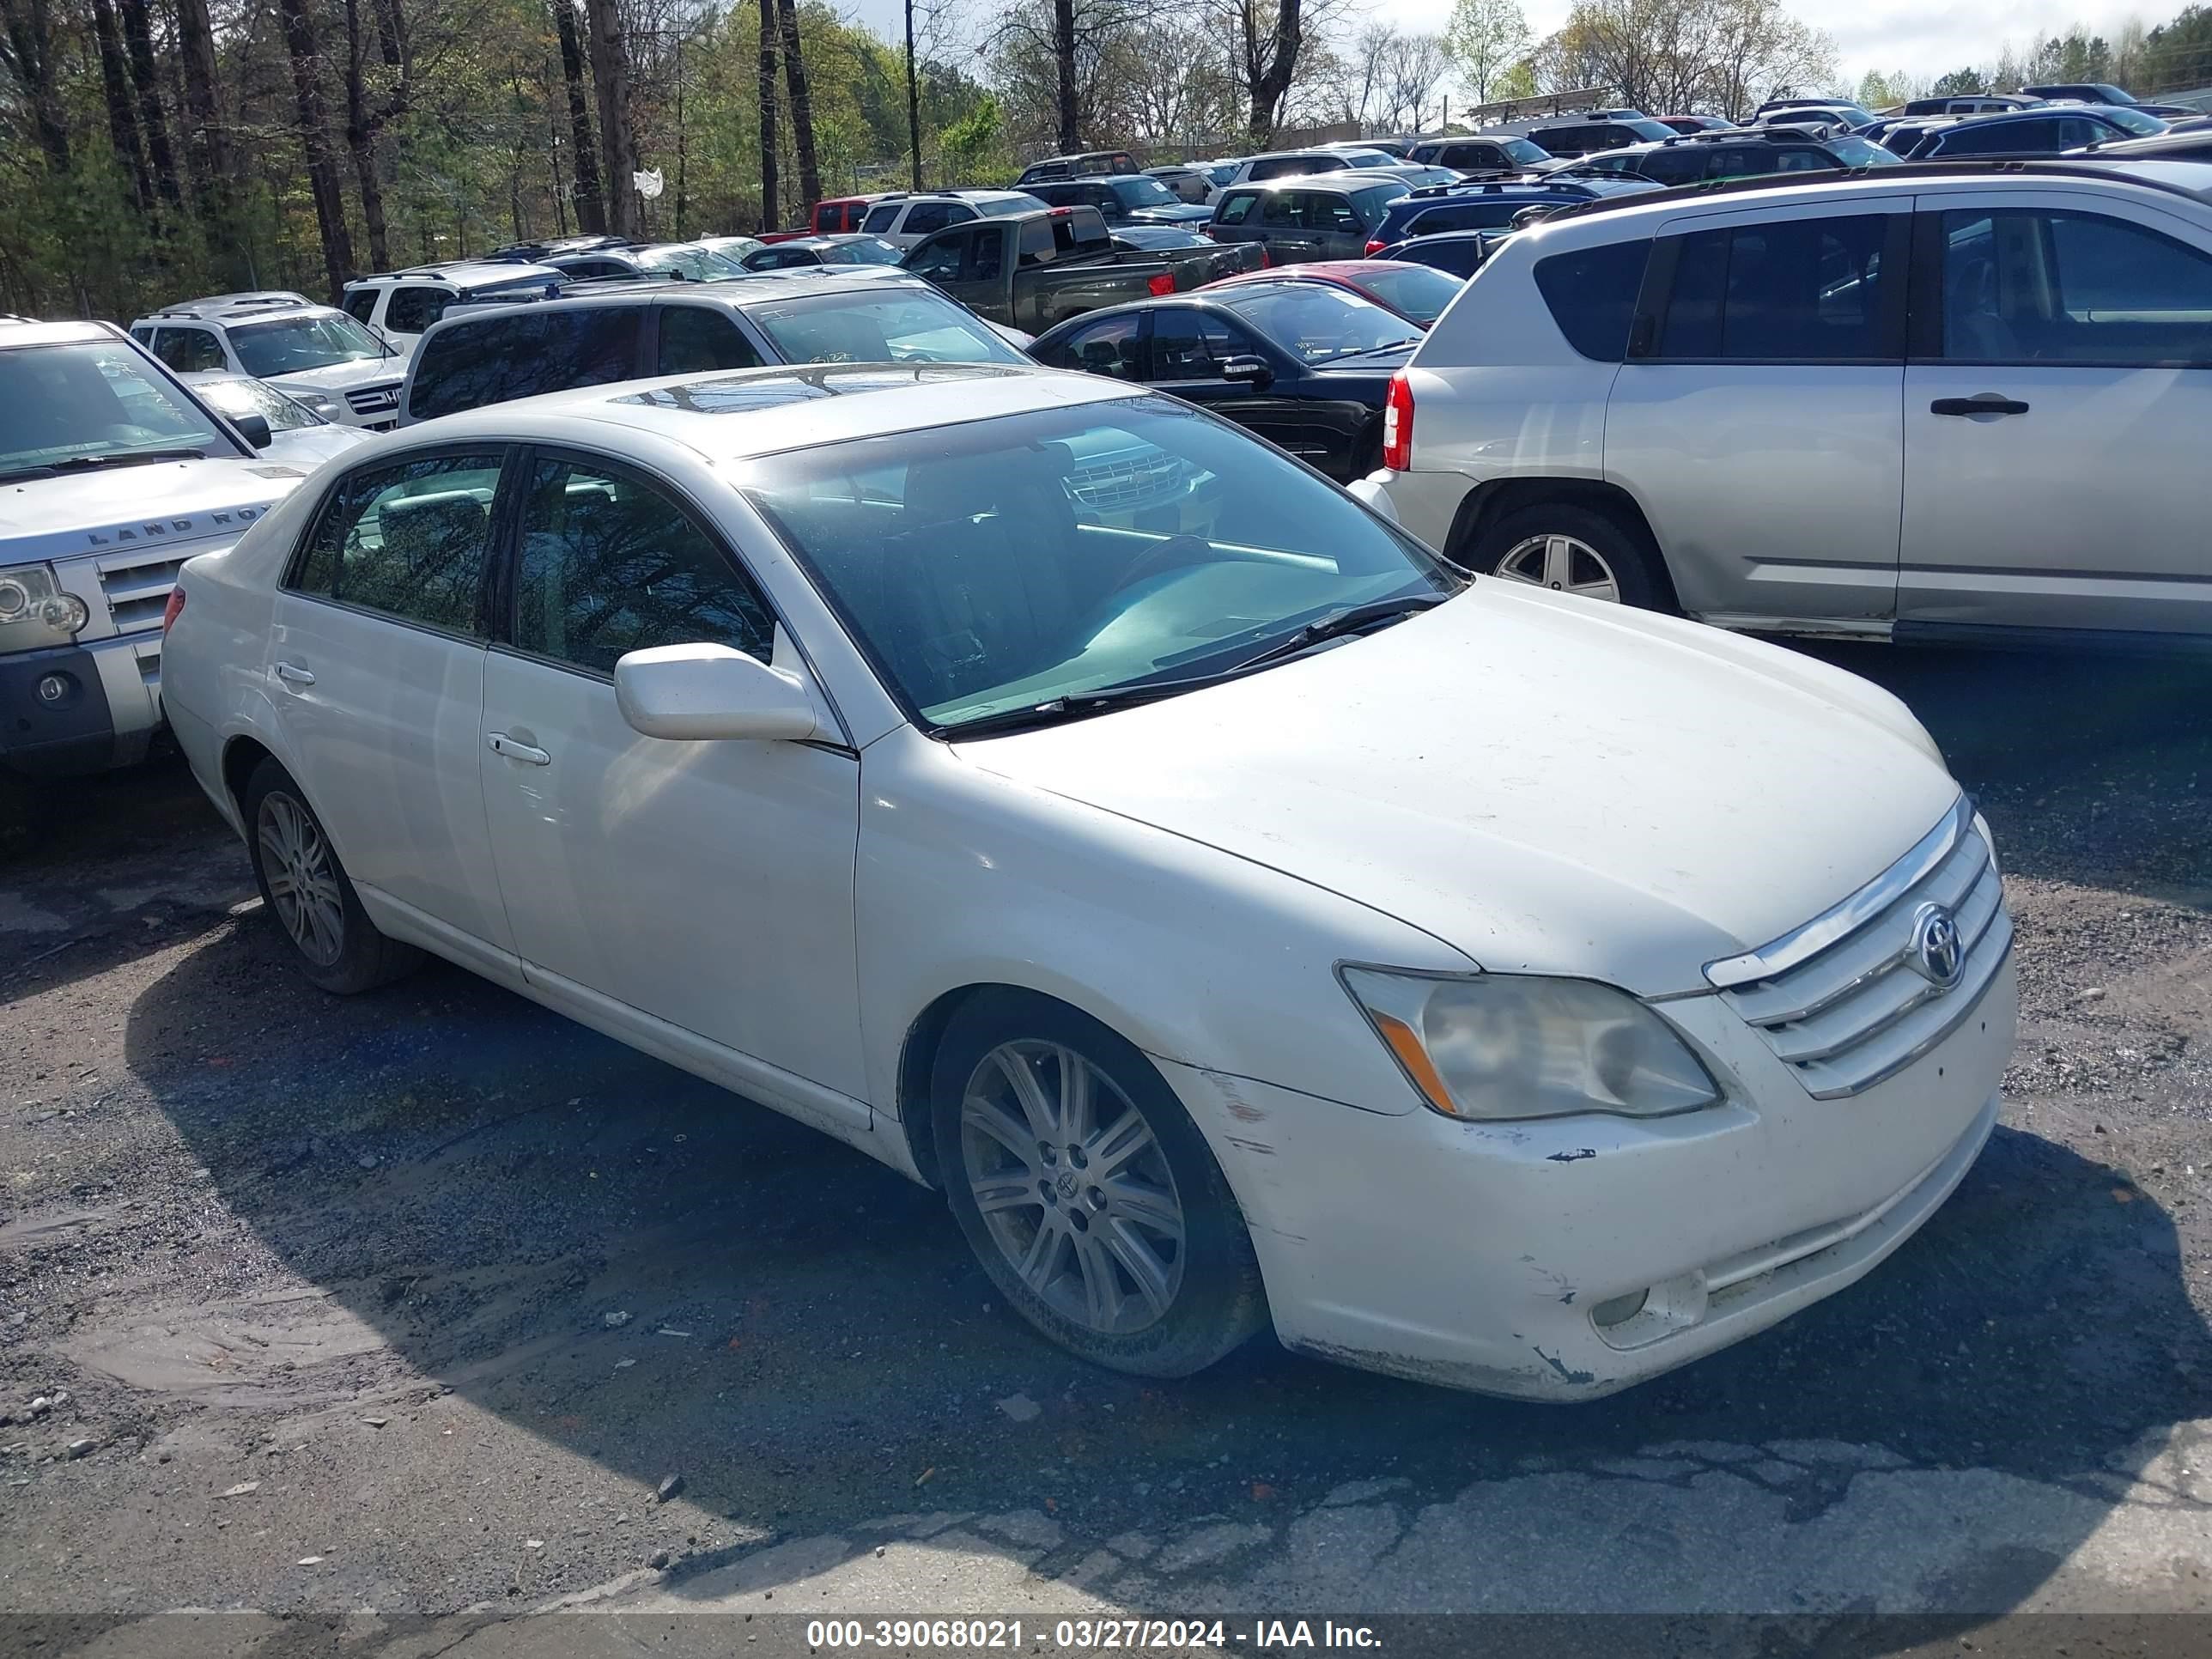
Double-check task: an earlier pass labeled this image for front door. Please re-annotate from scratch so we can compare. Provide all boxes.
[475,447,868,1116]
[266,447,517,976]
[1899,191,2212,638]
[1606,201,1911,625]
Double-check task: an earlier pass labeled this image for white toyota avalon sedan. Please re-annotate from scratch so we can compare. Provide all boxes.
[160,363,2016,1399]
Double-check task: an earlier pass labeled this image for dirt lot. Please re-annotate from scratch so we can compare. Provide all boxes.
[0,642,2208,1650]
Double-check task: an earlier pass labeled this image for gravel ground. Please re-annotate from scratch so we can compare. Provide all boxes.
[0,642,2207,1646]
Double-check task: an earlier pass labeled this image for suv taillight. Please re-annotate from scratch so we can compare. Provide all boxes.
[1364,238,1387,258]
[1382,371,1413,471]
[1147,271,1176,296]
[161,586,185,635]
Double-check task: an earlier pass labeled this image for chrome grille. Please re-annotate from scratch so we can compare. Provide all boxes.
[94,546,189,634]
[345,382,402,416]
[1708,799,2011,1100]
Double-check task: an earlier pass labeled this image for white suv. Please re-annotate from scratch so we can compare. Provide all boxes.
[1369,159,2212,648]
[857,191,1048,248]
[338,260,567,358]
[131,294,409,430]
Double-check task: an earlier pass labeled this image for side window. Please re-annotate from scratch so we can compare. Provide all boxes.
[1251,157,1303,180]
[861,204,902,234]
[1319,195,1362,234]
[291,452,504,634]
[1635,149,1706,185]
[1771,148,1834,173]
[1532,239,1650,362]
[405,317,522,422]
[1657,214,1893,361]
[964,228,1006,283]
[384,285,450,334]
[2057,118,2110,149]
[155,327,225,372]
[514,456,774,676]
[1018,221,1055,265]
[1261,192,1306,228]
[510,307,642,399]
[908,228,969,282]
[1149,310,1249,379]
[1937,208,2212,366]
[341,289,379,325]
[903,202,966,236]
[1214,191,1261,226]
[1408,239,1486,277]
[1048,313,1143,379]
[657,307,763,374]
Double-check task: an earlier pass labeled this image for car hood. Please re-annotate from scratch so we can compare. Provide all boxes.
[260,356,404,392]
[264,425,376,470]
[1126,204,1218,226]
[0,458,307,563]
[952,585,1960,996]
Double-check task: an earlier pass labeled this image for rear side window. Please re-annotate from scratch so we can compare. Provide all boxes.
[341,289,379,325]
[408,307,641,420]
[861,204,901,233]
[510,308,641,398]
[1633,148,1711,185]
[1936,119,2053,156]
[1352,185,1407,222]
[384,285,451,334]
[291,452,504,634]
[152,327,225,372]
[657,307,763,374]
[1657,214,1893,361]
[903,202,971,235]
[407,316,522,421]
[1533,240,1650,362]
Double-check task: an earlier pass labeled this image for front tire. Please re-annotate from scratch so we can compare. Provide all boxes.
[242,758,420,995]
[1469,501,1665,611]
[933,991,1267,1377]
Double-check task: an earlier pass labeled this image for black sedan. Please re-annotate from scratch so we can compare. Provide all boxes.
[740,234,907,271]
[1030,284,1418,482]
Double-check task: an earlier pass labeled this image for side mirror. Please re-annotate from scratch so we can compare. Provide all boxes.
[234,413,274,449]
[614,642,829,742]
[1221,355,1273,387]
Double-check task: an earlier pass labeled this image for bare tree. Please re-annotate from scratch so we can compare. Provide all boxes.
[89,0,153,207]
[757,0,778,228]
[118,0,182,208]
[0,0,72,172]
[1225,0,1304,141]
[277,0,357,296]
[551,0,605,233]
[343,0,414,270]
[582,0,641,237]
[1376,31,1452,131]
[776,0,821,209]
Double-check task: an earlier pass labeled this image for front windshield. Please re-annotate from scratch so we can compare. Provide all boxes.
[636,245,749,281]
[0,341,226,477]
[1356,264,1468,325]
[1204,161,1242,185]
[829,237,907,265]
[744,289,1028,365]
[193,375,319,431]
[1502,137,1551,164]
[1341,152,1395,167]
[1215,285,1419,362]
[981,193,1048,215]
[1111,177,1182,209]
[230,313,386,377]
[2105,106,2168,135]
[738,398,1459,729]
[1826,134,1904,166]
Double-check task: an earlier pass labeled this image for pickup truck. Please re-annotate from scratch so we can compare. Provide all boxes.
[901,206,1193,333]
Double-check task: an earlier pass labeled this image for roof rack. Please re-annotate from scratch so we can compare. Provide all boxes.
[1536,156,2212,227]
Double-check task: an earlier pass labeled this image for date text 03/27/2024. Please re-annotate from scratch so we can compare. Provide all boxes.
[804,1620,1384,1650]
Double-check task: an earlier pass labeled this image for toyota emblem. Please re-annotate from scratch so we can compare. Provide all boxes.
[1907,902,1966,990]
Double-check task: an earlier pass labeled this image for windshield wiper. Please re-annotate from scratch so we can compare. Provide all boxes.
[45,448,209,472]
[1322,341,1419,364]
[1226,592,1449,672]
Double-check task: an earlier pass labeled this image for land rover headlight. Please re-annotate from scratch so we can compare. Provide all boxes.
[1341,967,1722,1121]
[0,563,91,654]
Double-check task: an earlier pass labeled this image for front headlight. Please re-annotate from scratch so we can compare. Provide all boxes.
[1340,967,1722,1121]
[0,562,92,655]
[299,392,343,417]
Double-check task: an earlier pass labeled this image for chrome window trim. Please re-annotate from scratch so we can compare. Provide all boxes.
[1704,794,1972,989]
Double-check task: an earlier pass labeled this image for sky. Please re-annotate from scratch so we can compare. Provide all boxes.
[842,0,2159,97]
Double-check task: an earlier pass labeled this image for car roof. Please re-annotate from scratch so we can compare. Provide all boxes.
[402,363,1139,459]
[1217,260,1421,282]
[422,264,923,328]
[133,292,326,324]
[351,260,567,288]
[1527,158,2212,238]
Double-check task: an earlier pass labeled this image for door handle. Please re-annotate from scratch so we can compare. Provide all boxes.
[487,732,551,766]
[272,660,315,686]
[1930,395,2030,417]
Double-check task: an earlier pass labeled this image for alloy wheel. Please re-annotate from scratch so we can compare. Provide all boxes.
[257,792,345,967]
[1493,533,1622,602]
[959,1040,1187,1336]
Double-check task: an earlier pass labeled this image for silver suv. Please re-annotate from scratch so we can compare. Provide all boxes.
[1368,160,2212,647]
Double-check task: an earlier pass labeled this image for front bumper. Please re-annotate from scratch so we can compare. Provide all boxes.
[1156,947,2016,1400]
[0,634,162,779]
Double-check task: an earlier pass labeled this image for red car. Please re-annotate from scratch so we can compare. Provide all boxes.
[1205,259,1468,330]
[758,192,893,243]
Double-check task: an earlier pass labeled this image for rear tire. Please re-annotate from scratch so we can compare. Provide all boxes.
[241,758,420,995]
[933,990,1267,1378]
[1469,501,1666,611]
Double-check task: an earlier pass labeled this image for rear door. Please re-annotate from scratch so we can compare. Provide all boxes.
[267,446,518,978]
[1606,198,1911,625]
[1898,188,2212,638]
[1258,191,1325,264]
